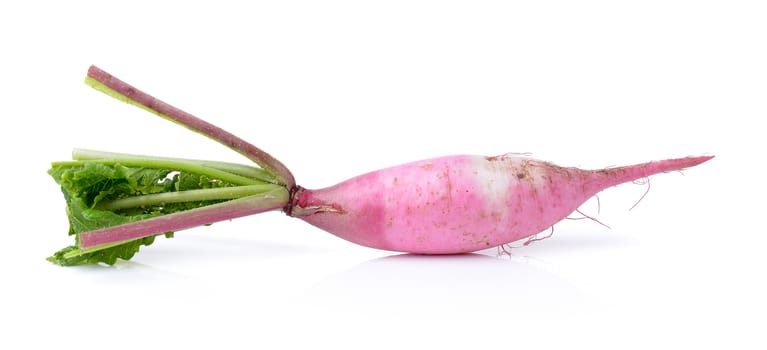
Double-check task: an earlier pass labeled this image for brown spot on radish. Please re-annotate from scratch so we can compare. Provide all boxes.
[474,234,490,246]
[485,155,507,161]
[443,167,453,204]
[420,163,434,170]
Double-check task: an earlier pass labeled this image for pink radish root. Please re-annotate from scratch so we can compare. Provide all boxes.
[290,154,713,254]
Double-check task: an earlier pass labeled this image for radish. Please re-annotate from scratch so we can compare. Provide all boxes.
[46,66,712,265]
[291,154,712,254]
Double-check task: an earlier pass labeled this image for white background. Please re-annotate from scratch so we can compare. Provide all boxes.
[1,1,765,349]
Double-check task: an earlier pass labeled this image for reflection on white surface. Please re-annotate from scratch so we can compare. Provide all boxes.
[302,253,588,318]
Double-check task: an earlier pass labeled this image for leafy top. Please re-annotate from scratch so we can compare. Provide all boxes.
[48,66,294,266]
[47,161,239,265]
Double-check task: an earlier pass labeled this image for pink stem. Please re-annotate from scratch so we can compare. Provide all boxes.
[79,192,287,248]
[87,65,296,188]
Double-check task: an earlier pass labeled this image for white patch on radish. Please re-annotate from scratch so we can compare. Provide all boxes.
[471,156,515,218]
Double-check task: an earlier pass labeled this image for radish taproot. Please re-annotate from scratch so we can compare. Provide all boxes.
[291,154,712,254]
[46,66,712,265]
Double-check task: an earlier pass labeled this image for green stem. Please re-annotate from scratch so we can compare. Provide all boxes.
[73,148,277,183]
[52,159,261,186]
[95,184,281,211]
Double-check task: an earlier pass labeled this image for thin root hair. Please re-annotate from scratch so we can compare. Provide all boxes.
[596,194,601,214]
[505,152,534,157]
[567,195,610,228]
[629,176,651,211]
[496,243,515,257]
[524,226,555,246]
[567,209,612,229]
